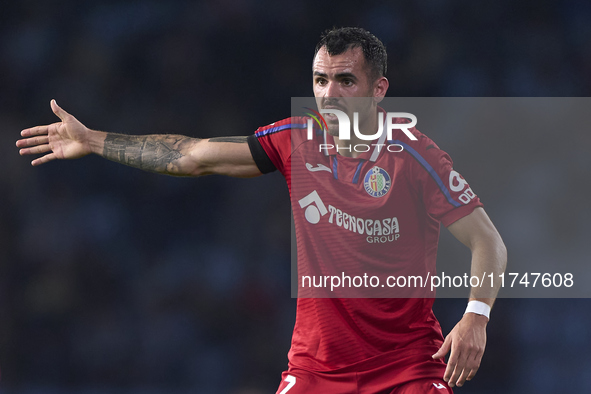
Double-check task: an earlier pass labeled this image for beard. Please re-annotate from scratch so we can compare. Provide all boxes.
[324,115,341,136]
[317,93,376,137]
[323,103,376,138]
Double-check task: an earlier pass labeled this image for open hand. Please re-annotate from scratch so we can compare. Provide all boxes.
[17,100,92,166]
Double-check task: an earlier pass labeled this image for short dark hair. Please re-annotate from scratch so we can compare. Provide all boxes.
[314,27,387,81]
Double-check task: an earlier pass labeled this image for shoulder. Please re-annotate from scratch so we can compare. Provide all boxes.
[389,121,450,165]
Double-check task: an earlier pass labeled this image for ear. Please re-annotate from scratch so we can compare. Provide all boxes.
[373,77,389,103]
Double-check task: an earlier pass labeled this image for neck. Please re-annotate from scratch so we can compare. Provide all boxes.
[331,109,380,158]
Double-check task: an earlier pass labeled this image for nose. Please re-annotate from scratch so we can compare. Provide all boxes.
[324,81,341,98]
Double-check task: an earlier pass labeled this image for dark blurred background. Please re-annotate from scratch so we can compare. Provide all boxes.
[1,0,590,393]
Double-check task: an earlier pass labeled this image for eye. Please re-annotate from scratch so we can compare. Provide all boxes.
[316,78,327,86]
[342,79,354,87]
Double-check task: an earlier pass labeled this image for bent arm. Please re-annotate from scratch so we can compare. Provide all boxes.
[447,206,507,305]
[432,207,507,387]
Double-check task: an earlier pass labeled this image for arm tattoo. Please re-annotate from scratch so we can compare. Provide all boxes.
[209,136,247,143]
[102,133,199,174]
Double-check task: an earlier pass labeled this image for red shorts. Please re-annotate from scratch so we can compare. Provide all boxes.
[275,369,453,394]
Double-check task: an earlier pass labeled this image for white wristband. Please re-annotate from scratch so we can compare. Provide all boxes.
[464,300,491,319]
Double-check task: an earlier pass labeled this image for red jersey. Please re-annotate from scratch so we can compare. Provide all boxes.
[248,115,483,385]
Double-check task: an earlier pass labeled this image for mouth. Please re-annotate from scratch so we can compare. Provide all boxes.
[321,111,340,122]
[321,105,345,122]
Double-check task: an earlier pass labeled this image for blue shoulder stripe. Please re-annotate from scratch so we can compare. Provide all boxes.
[332,155,338,179]
[391,140,461,208]
[352,160,365,184]
[255,123,307,137]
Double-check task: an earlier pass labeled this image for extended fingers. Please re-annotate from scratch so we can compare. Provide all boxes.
[31,153,57,166]
[449,349,482,387]
[19,143,52,156]
[464,351,482,382]
[50,99,72,121]
[443,341,458,382]
[21,125,50,137]
[445,348,466,387]
[466,357,480,381]
[16,135,49,148]
[450,364,479,388]
[454,367,472,387]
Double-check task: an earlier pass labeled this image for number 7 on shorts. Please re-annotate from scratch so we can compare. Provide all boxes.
[279,375,296,394]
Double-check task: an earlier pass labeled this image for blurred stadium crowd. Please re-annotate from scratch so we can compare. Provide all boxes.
[1,0,591,393]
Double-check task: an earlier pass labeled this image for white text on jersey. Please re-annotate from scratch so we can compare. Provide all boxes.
[327,205,400,243]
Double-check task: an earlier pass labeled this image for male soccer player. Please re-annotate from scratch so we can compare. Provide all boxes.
[17,27,506,393]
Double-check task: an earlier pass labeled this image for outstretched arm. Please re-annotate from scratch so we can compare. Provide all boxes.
[16,100,262,178]
[432,207,507,388]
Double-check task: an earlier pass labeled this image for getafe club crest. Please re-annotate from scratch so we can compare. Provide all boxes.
[364,166,392,198]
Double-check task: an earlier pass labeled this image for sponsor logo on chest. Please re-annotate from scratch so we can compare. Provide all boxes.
[298,190,400,244]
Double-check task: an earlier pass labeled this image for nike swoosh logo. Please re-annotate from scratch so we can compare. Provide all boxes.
[306,163,332,173]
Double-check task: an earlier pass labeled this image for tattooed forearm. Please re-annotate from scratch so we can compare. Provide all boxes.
[208,136,247,143]
[102,133,200,174]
